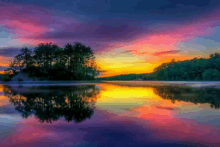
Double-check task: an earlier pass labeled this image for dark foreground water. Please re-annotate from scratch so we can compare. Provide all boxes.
[1,82,220,147]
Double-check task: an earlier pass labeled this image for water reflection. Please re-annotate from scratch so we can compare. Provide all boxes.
[3,85,99,123]
[154,86,220,109]
[1,83,220,146]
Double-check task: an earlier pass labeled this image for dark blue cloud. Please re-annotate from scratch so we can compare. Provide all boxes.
[159,0,211,10]
[0,47,35,58]
[4,0,220,21]
[28,20,147,51]
[0,47,21,57]
[35,24,144,41]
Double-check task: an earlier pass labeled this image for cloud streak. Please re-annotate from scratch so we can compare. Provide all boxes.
[152,50,180,56]
[0,47,21,57]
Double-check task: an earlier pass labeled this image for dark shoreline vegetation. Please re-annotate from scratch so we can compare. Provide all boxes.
[98,53,220,81]
[2,43,220,82]
[2,42,99,81]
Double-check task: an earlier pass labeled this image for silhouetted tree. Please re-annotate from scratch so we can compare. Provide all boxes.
[3,42,99,81]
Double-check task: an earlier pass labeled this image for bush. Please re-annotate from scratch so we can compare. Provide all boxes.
[202,68,220,80]
[2,74,12,81]
[18,78,23,81]
[39,77,44,81]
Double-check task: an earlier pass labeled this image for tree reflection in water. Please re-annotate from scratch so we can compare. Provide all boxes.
[3,85,99,123]
[154,86,220,109]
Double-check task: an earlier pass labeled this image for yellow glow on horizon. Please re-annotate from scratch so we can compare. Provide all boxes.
[96,54,202,77]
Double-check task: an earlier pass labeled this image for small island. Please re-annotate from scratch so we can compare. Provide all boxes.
[2,42,100,82]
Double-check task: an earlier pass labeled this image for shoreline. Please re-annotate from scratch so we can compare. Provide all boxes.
[0,80,103,87]
[104,81,220,88]
[1,80,220,88]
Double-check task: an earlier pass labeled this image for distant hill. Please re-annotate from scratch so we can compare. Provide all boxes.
[99,53,220,81]
[97,73,154,81]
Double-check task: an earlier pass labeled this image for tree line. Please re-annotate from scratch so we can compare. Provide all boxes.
[3,42,99,81]
[152,53,220,81]
[101,53,220,81]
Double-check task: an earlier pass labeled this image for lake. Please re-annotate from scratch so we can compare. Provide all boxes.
[1,81,220,147]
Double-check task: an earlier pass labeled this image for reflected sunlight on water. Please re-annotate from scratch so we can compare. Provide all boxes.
[1,83,220,147]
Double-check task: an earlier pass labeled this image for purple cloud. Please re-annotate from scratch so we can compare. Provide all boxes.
[0,47,22,57]
[29,22,145,42]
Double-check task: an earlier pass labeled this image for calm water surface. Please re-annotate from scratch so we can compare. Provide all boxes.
[1,83,220,147]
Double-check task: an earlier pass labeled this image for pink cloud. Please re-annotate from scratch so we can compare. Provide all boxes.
[2,20,50,36]
[119,18,217,59]
[0,3,79,46]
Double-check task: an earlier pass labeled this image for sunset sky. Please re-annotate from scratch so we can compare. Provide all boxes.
[1,0,220,77]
